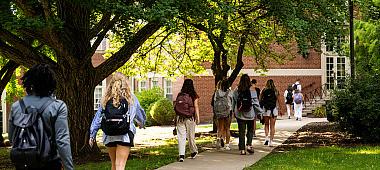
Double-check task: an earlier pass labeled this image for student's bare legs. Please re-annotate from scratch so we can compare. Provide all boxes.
[225,117,231,145]
[270,117,277,142]
[108,147,117,170]
[115,145,130,170]
[264,116,270,138]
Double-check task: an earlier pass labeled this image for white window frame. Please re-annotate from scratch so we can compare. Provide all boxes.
[94,79,106,110]
[151,78,159,88]
[164,79,173,100]
[139,80,147,92]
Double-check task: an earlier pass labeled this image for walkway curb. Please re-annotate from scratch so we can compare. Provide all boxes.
[157,118,327,170]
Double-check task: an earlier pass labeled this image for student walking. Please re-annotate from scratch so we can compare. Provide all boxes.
[213,79,233,150]
[260,79,281,147]
[174,79,200,162]
[251,79,261,137]
[232,74,262,155]
[284,85,294,119]
[293,89,304,121]
[89,72,146,170]
[8,64,73,170]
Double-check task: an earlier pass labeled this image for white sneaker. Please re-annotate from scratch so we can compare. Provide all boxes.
[264,137,269,145]
[269,140,273,147]
[225,144,231,150]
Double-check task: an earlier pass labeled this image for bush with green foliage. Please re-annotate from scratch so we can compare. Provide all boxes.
[312,106,326,118]
[135,87,165,126]
[331,74,380,142]
[150,98,175,125]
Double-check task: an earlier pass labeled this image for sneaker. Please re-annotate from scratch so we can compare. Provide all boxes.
[225,145,231,150]
[240,150,246,155]
[190,152,198,159]
[296,117,299,121]
[288,116,291,119]
[269,140,273,147]
[264,137,269,145]
[221,139,225,147]
[179,155,185,162]
[247,145,254,154]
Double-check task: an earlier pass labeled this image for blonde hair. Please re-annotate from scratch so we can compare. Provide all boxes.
[101,72,133,108]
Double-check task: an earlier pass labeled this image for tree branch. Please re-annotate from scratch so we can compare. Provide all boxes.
[95,22,161,80]
[0,28,56,66]
[90,13,112,38]
[228,31,247,86]
[0,60,19,94]
[14,0,42,17]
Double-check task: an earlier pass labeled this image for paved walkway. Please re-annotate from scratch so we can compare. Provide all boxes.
[156,117,328,170]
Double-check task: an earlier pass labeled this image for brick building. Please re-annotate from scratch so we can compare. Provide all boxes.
[1,40,349,134]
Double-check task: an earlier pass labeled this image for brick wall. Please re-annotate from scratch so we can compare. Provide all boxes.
[192,75,322,122]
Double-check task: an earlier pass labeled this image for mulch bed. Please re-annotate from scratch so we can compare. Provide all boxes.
[273,122,374,153]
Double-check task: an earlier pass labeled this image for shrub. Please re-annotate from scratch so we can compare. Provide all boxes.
[312,106,326,118]
[135,87,165,126]
[331,74,380,142]
[150,98,175,125]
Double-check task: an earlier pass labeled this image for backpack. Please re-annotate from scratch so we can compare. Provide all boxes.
[213,90,230,118]
[261,88,277,110]
[286,91,293,104]
[237,90,252,112]
[294,93,302,104]
[101,99,130,136]
[10,98,56,169]
[174,93,195,117]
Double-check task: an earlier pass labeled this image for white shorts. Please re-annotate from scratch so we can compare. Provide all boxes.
[263,107,278,117]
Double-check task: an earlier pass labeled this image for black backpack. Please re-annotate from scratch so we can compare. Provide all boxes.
[286,91,293,104]
[237,90,252,112]
[261,88,277,110]
[10,98,56,169]
[101,98,130,136]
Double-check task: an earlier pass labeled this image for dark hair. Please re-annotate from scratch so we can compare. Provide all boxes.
[180,79,199,100]
[238,74,251,92]
[21,64,57,97]
[287,85,293,91]
[217,78,229,92]
[251,79,257,85]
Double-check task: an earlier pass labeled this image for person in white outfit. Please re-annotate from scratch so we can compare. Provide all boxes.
[293,89,303,121]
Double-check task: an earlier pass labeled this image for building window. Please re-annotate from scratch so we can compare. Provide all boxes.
[326,57,334,90]
[336,57,346,89]
[139,80,147,92]
[152,78,159,88]
[164,79,173,100]
[94,80,106,110]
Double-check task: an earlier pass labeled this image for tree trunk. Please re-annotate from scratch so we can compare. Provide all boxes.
[54,66,100,156]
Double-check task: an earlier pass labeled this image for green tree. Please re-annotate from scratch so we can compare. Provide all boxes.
[355,0,380,74]
[0,0,202,155]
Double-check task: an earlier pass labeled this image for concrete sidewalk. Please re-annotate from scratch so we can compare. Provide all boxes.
[157,117,327,170]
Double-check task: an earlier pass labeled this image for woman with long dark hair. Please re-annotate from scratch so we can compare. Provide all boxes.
[175,79,200,162]
[232,74,261,155]
[260,79,281,147]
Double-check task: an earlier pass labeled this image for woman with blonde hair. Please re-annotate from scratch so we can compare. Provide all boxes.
[260,79,281,147]
[89,72,146,170]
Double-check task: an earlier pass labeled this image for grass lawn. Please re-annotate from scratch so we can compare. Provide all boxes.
[246,146,380,170]
[76,136,213,170]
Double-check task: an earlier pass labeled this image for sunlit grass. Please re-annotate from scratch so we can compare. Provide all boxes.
[246,146,380,170]
[76,136,213,170]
